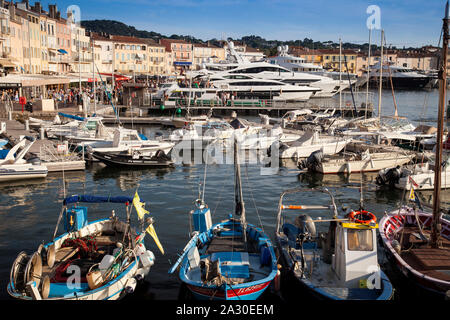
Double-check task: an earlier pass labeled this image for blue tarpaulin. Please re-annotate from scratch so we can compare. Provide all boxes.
[63,195,133,205]
[138,133,148,141]
[0,149,10,159]
[58,112,85,121]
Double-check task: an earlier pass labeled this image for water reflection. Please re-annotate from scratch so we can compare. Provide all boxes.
[90,163,175,191]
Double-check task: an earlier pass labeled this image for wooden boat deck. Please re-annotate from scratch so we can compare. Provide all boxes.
[399,227,450,282]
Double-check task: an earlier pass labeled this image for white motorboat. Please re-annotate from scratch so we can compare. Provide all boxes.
[301,149,415,174]
[0,137,48,182]
[169,123,218,150]
[46,116,115,144]
[272,130,351,159]
[377,161,450,190]
[85,127,174,156]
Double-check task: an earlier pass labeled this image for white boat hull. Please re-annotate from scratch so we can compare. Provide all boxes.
[0,164,48,182]
[317,154,414,174]
[280,139,350,159]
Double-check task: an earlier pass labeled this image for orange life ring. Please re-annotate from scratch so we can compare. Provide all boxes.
[348,210,377,225]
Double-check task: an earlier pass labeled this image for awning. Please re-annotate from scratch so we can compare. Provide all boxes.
[174,61,192,66]
[58,49,68,54]
[0,58,17,68]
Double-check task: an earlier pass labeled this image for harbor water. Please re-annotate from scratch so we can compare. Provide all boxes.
[0,88,449,301]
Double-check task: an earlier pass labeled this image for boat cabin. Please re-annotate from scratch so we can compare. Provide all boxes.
[331,219,379,288]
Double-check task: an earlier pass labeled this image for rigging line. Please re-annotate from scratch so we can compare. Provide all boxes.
[244,162,265,234]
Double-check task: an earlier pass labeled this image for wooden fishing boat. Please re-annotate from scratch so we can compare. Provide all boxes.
[7,194,161,300]
[301,149,414,174]
[275,188,393,300]
[168,140,278,300]
[379,206,450,297]
[378,2,450,299]
[91,150,174,168]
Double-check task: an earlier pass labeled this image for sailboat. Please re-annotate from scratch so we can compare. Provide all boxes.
[168,139,278,300]
[378,2,450,299]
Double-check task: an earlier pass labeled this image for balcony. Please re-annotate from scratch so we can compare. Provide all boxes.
[0,26,10,35]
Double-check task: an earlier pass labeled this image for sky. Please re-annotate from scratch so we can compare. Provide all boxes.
[36,0,446,48]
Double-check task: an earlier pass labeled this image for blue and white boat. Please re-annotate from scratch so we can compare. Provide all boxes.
[169,141,278,300]
[275,188,393,300]
[7,194,160,300]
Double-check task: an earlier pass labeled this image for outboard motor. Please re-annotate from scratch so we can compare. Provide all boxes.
[376,165,401,187]
[298,150,324,171]
[295,215,316,241]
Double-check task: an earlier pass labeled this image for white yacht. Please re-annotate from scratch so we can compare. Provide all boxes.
[267,45,358,85]
[368,62,432,89]
[154,77,318,103]
[209,74,320,101]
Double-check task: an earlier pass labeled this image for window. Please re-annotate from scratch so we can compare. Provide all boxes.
[347,229,373,251]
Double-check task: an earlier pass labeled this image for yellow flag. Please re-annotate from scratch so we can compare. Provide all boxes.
[146,224,164,255]
[409,187,415,201]
[133,191,149,220]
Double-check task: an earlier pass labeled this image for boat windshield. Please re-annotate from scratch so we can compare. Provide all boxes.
[347,229,373,251]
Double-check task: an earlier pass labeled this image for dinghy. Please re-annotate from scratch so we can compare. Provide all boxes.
[168,140,277,300]
[7,194,162,300]
[275,188,393,300]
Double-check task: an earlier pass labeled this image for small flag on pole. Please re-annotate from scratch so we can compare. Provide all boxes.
[146,224,164,255]
[409,187,415,201]
[133,191,149,220]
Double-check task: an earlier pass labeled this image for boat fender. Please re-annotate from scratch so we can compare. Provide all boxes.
[99,255,115,274]
[139,250,155,268]
[125,278,137,294]
[135,268,145,282]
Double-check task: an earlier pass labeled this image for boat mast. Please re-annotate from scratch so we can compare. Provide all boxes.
[339,37,342,111]
[378,29,384,120]
[365,28,372,119]
[234,139,247,241]
[431,1,449,248]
